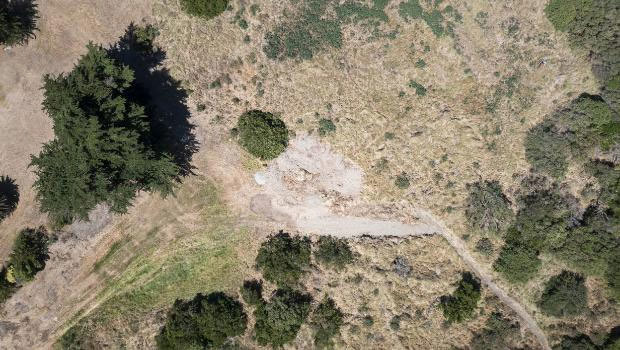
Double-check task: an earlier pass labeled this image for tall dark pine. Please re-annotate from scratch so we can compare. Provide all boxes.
[0,0,38,46]
[31,43,179,225]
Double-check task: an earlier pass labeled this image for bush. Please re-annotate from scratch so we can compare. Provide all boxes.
[606,251,620,301]
[395,172,410,189]
[254,288,312,347]
[237,110,289,160]
[475,237,494,255]
[538,270,588,317]
[30,43,179,226]
[0,175,19,222]
[469,312,520,350]
[0,266,17,304]
[314,236,354,269]
[9,227,49,282]
[465,180,514,233]
[256,231,311,287]
[525,120,569,178]
[494,229,542,283]
[0,0,38,46]
[240,279,263,306]
[318,118,336,136]
[311,297,344,349]
[179,0,228,18]
[156,292,247,349]
[439,272,481,323]
[553,334,598,350]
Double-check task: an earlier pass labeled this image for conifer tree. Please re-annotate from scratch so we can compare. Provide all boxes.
[0,0,38,46]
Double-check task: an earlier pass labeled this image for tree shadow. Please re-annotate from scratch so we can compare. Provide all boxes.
[0,175,19,221]
[107,23,198,177]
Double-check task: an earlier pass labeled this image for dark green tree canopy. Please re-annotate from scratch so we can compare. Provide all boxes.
[311,297,344,349]
[30,43,179,226]
[236,110,289,160]
[0,266,18,304]
[0,0,38,46]
[240,279,263,306]
[254,288,312,347]
[255,231,311,287]
[314,236,354,270]
[180,0,228,19]
[9,227,49,282]
[0,175,19,222]
[439,272,482,323]
[465,180,514,233]
[538,270,588,317]
[156,292,247,349]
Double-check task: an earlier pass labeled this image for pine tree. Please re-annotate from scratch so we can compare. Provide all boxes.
[30,43,179,226]
[0,0,38,46]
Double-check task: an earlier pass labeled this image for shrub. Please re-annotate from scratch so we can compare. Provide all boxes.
[318,118,336,136]
[30,43,179,226]
[469,312,520,350]
[237,110,289,160]
[255,231,311,287]
[254,288,312,347]
[156,292,247,349]
[538,271,588,317]
[240,279,263,306]
[525,120,569,178]
[553,334,598,350]
[439,272,481,323]
[179,0,228,19]
[465,180,514,233]
[314,236,354,269]
[606,251,620,301]
[0,175,19,222]
[475,237,494,255]
[408,80,427,96]
[0,0,38,46]
[494,229,542,283]
[395,172,410,189]
[9,227,49,282]
[311,297,344,349]
[0,266,17,304]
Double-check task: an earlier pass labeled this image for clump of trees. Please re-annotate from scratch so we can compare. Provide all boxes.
[236,110,289,160]
[253,288,313,347]
[310,297,344,349]
[538,270,588,317]
[156,292,247,349]
[0,0,38,46]
[314,236,354,270]
[465,180,514,233]
[439,272,481,323]
[179,0,228,19]
[9,227,49,282]
[255,231,311,287]
[30,43,180,226]
[0,175,19,222]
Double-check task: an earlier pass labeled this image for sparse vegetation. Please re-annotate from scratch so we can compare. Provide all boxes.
[318,118,336,136]
[9,227,49,283]
[156,292,247,349]
[314,236,354,270]
[254,288,312,347]
[30,43,179,226]
[240,279,263,306]
[538,270,588,317]
[439,272,481,323]
[465,180,514,233]
[311,297,344,349]
[0,0,38,46]
[236,110,289,160]
[179,0,228,19]
[256,231,311,287]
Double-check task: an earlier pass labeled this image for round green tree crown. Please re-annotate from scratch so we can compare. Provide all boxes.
[180,0,229,18]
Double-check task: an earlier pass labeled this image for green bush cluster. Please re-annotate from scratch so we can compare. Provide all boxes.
[439,272,481,323]
[310,297,344,349]
[538,270,588,317]
[0,0,38,46]
[156,292,247,349]
[469,312,520,350]
[31,43,179,226]
[395,172,410,189]
[254,288,312,347]
[240,279,263,306]
[465,180,514,233]
[179,0,228,19]
[314,236,354,270]
[255,231,311,287]
[236,110,289,160]
[9,227,49,282]
[408,80,427,96]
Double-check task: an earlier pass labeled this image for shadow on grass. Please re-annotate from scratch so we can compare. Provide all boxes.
[108,23,198,178]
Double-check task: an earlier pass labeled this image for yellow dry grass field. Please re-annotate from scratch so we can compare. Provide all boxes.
[0,0,617,349]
